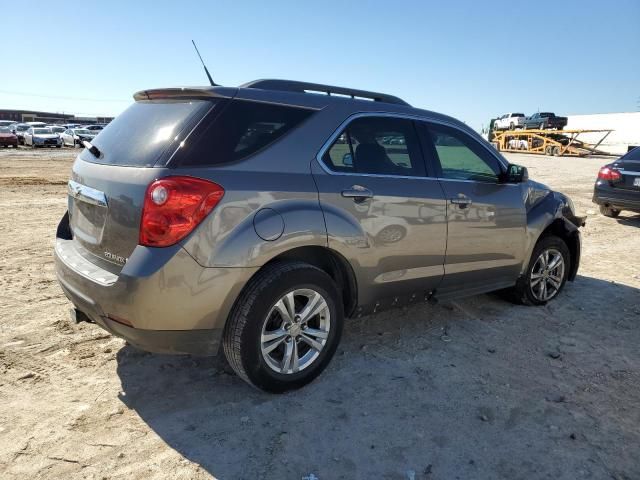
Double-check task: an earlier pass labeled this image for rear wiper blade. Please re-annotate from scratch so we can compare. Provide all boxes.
[82,140,101,158]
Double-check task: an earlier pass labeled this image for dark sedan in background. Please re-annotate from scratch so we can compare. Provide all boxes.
[593,147,640,217]
[0,126,19,148]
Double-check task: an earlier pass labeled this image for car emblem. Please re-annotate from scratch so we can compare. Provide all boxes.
[104,251,127,264]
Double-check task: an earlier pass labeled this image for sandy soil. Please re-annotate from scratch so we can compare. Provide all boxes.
[0,148,638,480]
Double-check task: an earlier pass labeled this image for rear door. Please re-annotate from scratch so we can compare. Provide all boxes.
[418,121,526,297]
[66,98,215,271]
[312,115,447,307]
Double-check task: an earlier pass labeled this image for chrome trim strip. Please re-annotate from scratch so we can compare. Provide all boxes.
[314,111,509,180]
[68,180,107,207]
[619,170,640,176]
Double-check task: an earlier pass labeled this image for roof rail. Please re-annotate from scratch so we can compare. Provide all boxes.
[241,79,411,106]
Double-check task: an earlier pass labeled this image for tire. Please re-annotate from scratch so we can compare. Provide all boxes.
[552,146,561,156]
[507,235,570,306]
[223,261,343,393]
[539,123,545,130]
[599,205,620,218]
[509,123,515,130]
[545,145,554,156]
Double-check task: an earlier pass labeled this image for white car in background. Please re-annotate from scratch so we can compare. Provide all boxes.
[494,113,526,130]
[46,125,67,136]
[24,127,63,148]
[60,128,96,147]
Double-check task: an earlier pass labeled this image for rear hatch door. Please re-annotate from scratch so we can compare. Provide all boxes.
[67,97,217,270]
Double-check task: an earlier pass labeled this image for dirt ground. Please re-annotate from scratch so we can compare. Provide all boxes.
[0,148,638,480]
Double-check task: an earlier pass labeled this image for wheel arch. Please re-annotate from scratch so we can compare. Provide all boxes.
[537,218,581,281]
[236,246,358,319]
[266,246,358,317]
[524,192,582,282]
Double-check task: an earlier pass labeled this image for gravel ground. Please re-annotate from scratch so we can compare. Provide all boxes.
[0,148,638,480]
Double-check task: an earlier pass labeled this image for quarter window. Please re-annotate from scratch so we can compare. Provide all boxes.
[322,117,425,177]
[427,124,501,182]
[179,100,315,166]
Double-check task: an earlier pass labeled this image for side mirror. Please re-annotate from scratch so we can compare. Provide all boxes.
[504,163,528,183]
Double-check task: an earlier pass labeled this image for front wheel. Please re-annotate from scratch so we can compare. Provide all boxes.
[508,236,570,305]
[223,262,343,393]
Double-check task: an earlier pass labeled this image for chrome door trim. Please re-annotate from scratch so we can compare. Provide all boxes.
[68,180,107,207]
[314,111,509,178]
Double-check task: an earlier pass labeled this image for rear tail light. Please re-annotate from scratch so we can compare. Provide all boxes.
[597,166,622,181]
[139,176,224,247]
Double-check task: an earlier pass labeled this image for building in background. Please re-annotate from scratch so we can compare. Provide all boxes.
[566,112,639,155]
[0,109,114,125]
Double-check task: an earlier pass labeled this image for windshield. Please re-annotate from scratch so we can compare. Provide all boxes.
[34,128,52,134]
[50,127,65,132]
[0,127,10,133]
[513,113,524,117]
[85,99,212,167]
[540,112,554,117]
[17,125,29,131]
[74,129,91,134]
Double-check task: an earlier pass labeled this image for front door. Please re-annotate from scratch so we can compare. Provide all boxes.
[312,115,448,307]
[418,121,527,297]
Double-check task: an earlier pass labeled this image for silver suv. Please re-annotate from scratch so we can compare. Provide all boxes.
[54,79,584,392]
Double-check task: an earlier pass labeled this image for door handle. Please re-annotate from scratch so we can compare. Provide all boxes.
[342,185,373,202]
[450,196,473,207]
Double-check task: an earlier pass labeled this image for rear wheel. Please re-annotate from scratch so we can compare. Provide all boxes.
[223,262,343,393]
[508,235,570,306]
[552,146,561,156]
[545,145,554,156]
[599,205,620,218]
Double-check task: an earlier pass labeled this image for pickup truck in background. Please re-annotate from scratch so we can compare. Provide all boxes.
[523,112,568,130]
[493,113,526,130]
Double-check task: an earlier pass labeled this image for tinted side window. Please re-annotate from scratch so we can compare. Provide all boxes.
[322,117,425,177]
[180,100,315,166]
[427,124,501,182]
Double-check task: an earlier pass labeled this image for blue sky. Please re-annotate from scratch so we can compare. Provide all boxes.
[2,0,638,130]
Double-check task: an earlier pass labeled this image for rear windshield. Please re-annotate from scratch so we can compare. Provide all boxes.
[178,99,315,166]
[85,99,212,167]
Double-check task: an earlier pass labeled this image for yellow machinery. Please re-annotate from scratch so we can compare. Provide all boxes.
[490,128,613,157]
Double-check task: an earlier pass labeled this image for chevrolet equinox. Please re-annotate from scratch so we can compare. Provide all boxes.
[54,79,584,392]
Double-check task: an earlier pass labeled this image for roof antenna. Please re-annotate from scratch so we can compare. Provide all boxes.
[191,40,217,86]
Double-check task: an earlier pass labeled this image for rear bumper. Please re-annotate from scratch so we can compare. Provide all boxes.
[55,238,257,355]
[593,184,640,212]
[72,308,222,355]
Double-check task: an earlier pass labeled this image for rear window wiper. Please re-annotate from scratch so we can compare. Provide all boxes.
[82,140,102,158]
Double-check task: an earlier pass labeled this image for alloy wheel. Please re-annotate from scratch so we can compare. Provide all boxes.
[530,248,565,301]
[260,288,331,375]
